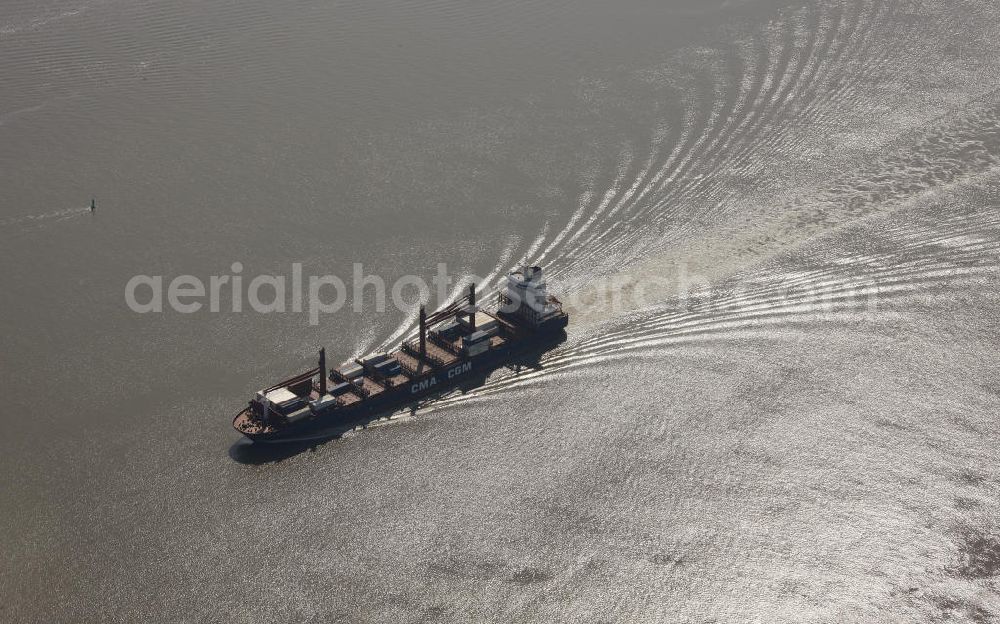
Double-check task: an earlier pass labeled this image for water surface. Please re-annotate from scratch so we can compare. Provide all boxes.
[2,0,1000,621]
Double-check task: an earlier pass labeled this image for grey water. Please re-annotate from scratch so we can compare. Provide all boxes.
[3,0,1000,621]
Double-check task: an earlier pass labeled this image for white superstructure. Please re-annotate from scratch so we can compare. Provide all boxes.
[500,266,563,328]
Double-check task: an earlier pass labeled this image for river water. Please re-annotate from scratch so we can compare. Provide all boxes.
[2,0,1000,621]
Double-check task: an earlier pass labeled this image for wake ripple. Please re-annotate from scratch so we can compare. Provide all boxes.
[0,206,92,229]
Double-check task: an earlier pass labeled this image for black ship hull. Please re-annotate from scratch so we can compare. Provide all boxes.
[236,323,566,443]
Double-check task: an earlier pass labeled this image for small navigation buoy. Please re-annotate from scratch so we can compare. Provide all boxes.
[90,198,96,212]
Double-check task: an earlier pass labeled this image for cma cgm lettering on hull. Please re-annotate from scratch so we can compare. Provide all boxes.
[233,266,569,443]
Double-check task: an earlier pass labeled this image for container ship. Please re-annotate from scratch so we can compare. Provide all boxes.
[233,266,568,443]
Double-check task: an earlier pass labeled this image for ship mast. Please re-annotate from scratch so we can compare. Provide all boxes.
[418,306,427,355]
[318,347,327,395]
[467,283,476,331]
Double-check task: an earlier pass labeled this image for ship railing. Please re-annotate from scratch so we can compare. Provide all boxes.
[400,341,446,368]
[429,332,460,355]
[356,358,392,388]
[397,359,419,378]
[326,367,370,398]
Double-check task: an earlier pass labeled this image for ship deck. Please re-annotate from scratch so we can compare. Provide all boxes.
[233,408,275,435]
[235,310,518,438]
[394,350,433,375]
[426,341,460,365]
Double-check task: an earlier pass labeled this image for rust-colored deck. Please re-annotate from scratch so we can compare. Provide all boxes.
[426,342,459,365]
[395,350,432,375]
[233,409,275,435]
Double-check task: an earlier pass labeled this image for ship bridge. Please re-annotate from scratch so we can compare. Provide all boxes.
[500,266,565,328]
